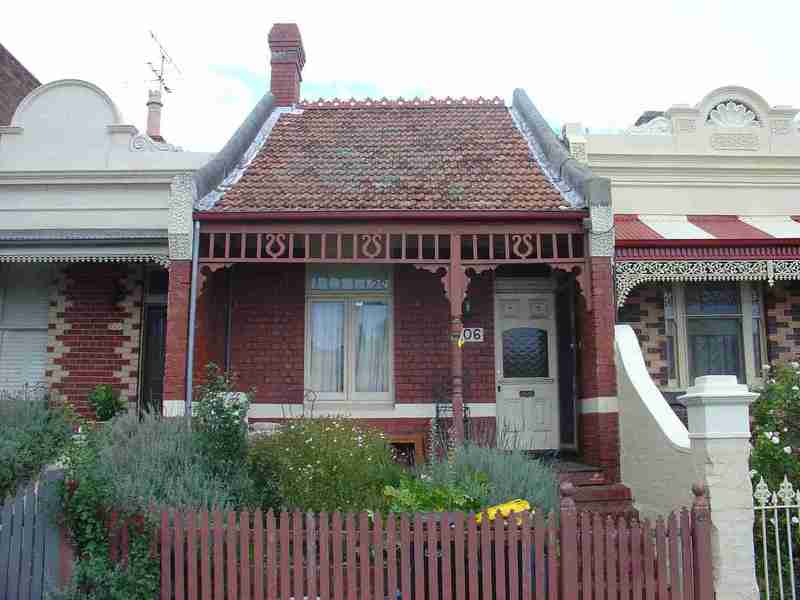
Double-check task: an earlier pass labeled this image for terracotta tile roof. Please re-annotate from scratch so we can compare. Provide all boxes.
[207,97,570,212]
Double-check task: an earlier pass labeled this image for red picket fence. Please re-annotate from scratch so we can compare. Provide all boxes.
[105,484,713,600]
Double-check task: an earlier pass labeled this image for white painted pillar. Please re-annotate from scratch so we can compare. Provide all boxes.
[680,375,759,600]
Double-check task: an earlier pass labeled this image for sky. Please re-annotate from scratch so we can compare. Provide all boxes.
[4,0,799,152]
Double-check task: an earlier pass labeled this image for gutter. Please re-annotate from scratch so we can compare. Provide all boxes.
[195,209,588,223]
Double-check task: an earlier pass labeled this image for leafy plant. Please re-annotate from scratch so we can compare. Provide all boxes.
[249,416,403,512]
[87,385,125,422]
[0,389,74,498]
[749,362,800,590]
[60,428,159,600]
[423,443,558,515]
[384,475,484,513]
[193,364,251,480]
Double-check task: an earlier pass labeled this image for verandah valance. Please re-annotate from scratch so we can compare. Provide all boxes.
[615,259,800,306]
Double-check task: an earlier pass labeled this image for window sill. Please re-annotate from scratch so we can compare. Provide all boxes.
[305,400,395,415]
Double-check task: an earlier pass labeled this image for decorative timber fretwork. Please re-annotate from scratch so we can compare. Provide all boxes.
[615,259,800,307]
[198,226,585,265]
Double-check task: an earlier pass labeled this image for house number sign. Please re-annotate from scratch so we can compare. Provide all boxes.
[459,328,484,344]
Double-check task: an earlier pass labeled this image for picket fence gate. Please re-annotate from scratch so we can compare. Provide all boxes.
[0,471,68,600]
[103,484,713,600]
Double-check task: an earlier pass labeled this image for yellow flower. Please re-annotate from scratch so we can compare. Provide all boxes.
[476,499,532,524]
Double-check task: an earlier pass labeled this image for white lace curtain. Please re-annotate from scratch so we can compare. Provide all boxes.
[309,302,344,392]
[355,302,389,392]
[309,300,389,396]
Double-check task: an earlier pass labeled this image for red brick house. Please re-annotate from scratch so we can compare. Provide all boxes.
[163,24,623,502]
[0,42,39,126]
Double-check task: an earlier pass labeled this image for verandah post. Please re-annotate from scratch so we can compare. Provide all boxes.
[449,233,466,443]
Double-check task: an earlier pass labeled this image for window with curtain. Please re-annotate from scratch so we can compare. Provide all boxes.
[685,283,744,383]
[306,267,392,403]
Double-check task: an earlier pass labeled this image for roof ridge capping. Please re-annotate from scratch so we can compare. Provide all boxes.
[194,93,277,202]
[511,89,610,210]
[298,96,506,109]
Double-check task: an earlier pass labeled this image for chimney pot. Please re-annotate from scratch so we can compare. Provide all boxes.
[146,89,164,142]
[268,23,305,107]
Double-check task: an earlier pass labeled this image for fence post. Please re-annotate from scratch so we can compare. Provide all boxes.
[680,375,759,600]
[559,482,579,600]
[691,484,714,600]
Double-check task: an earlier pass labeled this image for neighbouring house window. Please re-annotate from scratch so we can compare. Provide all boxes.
[620,282,766,390]
[0,264,51,392]
[306,266,392,403]
[663,289,678,386]
[685,283,744,383]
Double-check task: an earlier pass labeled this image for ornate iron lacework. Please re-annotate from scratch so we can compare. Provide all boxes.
[615,259,800,306]
[0,254,169,267]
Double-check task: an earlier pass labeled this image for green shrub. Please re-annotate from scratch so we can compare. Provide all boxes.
[87,384,125,422]
[249,417,403,512]
[78,413,244,512]
[423,443,558,515]
[384,474,484,513]
[749,362,800,590]
[0,389,73,498]
[750,362,800,487]
[193,364,251,480]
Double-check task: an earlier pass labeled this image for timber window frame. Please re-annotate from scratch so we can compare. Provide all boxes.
[667,281,765,389]
[303,265,394,407]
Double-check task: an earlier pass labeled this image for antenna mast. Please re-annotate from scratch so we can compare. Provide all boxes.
[147,30,182,94]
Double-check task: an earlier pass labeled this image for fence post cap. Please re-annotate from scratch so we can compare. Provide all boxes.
[692,482,709,508]
[560,481,578,511]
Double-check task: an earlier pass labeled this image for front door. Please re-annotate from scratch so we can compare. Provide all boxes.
[494,288,558,449]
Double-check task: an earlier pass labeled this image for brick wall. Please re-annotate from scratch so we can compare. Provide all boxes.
[163,260,191,404]
[617,284,669,386]
[214,264,496,423]
[0,43,39,125]
[394,266,450,404]
[766,281,800,363]
[47,263,143,417]
[229,264,306,404]
[193,266,230,384]
[462,271,495,403]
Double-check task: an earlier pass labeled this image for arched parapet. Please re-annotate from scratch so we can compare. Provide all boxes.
[8,78,125,128]
[695,85,773,127]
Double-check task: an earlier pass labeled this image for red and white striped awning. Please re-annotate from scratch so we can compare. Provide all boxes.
[614,215,800,305]
[615,215,800,260]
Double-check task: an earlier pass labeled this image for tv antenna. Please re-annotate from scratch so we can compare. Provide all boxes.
[147,30,182,94]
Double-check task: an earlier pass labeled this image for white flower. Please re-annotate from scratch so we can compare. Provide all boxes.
[773,436,781,444]
[785,446,793,454]
[785,428,789,433]
[793,517,799,525]
[793,386,799,392]
[765,431,774,438]
[792,362,799,369]
[763,364,772,371]
[750,469,758,478]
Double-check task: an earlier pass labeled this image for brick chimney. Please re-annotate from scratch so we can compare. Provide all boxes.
[268,23,305,106]
[146,89,164,141]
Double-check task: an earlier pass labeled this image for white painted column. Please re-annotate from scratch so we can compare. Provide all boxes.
[680,375,759,600]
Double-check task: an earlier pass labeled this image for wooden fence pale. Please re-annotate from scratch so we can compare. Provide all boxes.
[0,471,70,600]
[103,483,714,600]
